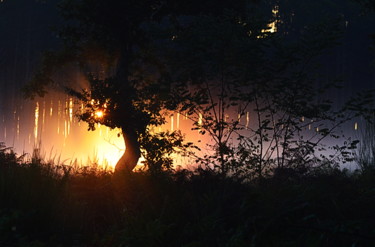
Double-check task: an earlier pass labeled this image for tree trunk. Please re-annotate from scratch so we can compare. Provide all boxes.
[115,128,141,173]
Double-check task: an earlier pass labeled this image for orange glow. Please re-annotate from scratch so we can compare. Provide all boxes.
[95,110,104,119]
[83,125,124,169]
[3,91,210,170]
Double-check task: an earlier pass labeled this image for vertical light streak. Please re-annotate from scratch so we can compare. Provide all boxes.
[69,98,73,122]
[354,122,358,130]
[42,101,46,131]
[58,100,62,118]
[13,109,16,142]
[16,116,20,140]
[65,99,69,117]
[57,100,61,134]
[246,112,249,129]
[50,100,53,117]
[64,120,67,138]
[177,113,180,129]
[2,115,5,140]
[198,113,203,127]
[68,121,71,135]
[34,102,39,141]
[171,115,174,131]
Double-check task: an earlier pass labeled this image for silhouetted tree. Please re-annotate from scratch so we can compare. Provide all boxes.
[23,0,249,173]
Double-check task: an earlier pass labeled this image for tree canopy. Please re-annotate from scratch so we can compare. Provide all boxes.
[24,0,375,175]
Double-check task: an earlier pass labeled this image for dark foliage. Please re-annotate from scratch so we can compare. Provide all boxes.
[1,145,375,246]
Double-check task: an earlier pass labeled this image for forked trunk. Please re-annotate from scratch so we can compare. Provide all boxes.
[115,128,141,173]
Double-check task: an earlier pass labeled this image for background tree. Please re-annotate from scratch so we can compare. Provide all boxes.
[152,0,375,179]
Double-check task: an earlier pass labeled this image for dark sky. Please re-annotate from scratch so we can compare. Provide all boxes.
[0,0,375,114]
[0,0,60,112]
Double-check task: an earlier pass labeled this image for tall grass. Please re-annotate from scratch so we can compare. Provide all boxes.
[1,143,375,246]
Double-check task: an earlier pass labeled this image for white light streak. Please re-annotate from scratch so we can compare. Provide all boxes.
[50,100,53,117]
[34,102,39,141]
[69,98,73,122]
[246,112,249,129]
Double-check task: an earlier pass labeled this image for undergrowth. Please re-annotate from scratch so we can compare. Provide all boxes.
[1,144,375,246]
